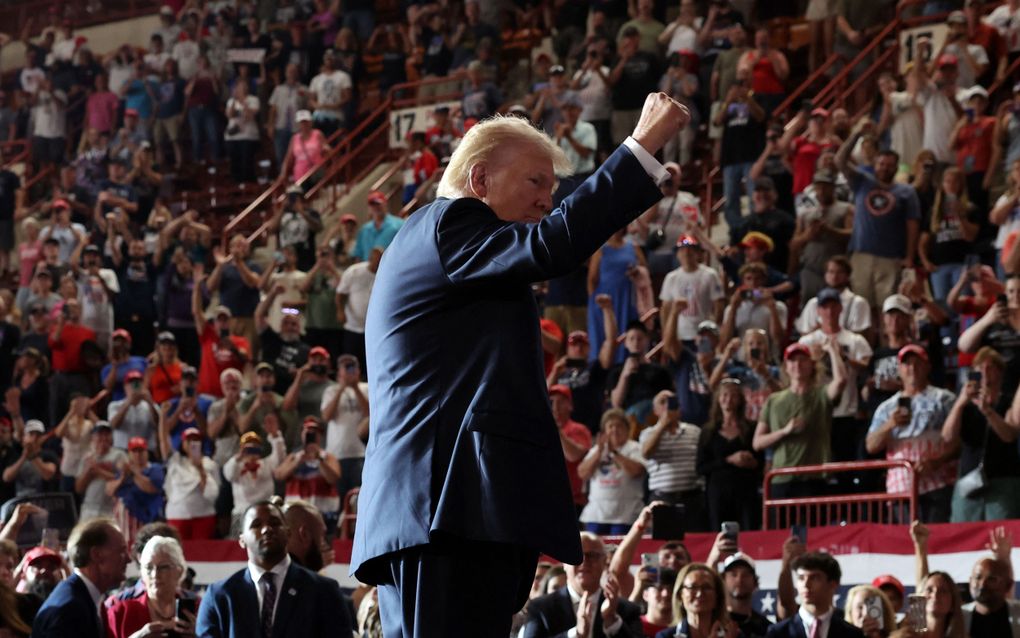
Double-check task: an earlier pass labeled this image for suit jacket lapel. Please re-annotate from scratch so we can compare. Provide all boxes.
[241,569,263,636]
[794,614,808,638]
[271,565,300,638]
[69,574,100,638]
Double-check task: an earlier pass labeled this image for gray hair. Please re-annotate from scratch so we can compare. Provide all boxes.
[140,535,188,583]
[436,115,571,199]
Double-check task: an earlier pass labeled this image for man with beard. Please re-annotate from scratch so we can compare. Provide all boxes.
[282,499,330,572]
[722,553,771,638]
[961,557,1020,636]
[196,501,352,638]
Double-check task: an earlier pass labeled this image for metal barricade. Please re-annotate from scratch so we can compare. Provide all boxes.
[762,460,917,529]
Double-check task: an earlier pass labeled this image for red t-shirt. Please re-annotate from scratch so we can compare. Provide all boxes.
[197,324,250,397]
[955,116,996,174]
[955,296,994,366]
[413,149,439,185]
[561,419,593,506]
[641,617,670,637]
[791,136,836,194]
[149,359,182,404]
[49,323,97,373]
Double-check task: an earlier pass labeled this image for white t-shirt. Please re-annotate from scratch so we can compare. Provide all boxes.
[32,89,67,138]
[571,66,612,122]
[79,448,128,521]
[164,453,220,519]
[986,5,1020,52]
[172,40,200,80]
[943,42,989,89]
[266,269,307,332]
[309,70,352,121]
[107,61,135,96]
[917,84,962,163]
[224,95,261,141]
[888,91,923,170]
[795,288,872,335]
[659,264,725,341]
[20,67,45,95]
[222,433,286,517]
[722,300,789,357]
[107,400,158,451]
[336,262,376,333]
[664,19,703,55]
[994,192,1020,249]
[144,51,171,74]
[579,439,647,525]
[321,382,369,460]
[268,83,306,130]
[798,328,872,418]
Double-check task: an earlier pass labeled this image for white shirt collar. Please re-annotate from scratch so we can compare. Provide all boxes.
[566,582,602,606]
[247,554,291,587]
[799,606,834,637]
[73,569,103,610]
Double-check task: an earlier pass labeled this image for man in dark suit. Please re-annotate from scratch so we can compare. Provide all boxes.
[350,93,690,637]
[521,532,643,638]
[766,552,864,638]
[33,517,130,638]
[196,501,352,638]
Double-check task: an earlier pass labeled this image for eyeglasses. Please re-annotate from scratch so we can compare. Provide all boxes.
[682,584,715,594]
[720,378,742,386]
[281,307,301,316]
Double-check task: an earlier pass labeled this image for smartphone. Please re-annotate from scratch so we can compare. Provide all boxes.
[651,504,685,540]
[697,338,714,355]
[627,352,643,359]
[303,431,316,447]
[185,387,195,398]
[741,290,752,300]
[721,521,739,542]
[242,446,262,456]
[865,596,885,630]
[41,528,60,551]
[968,370,983,384]
[998,293,1008,306]
[791,524,808,545]
[565,358,586,368]
[965,107,975,121]
[640,552,659,576]
[176,598,196,619]
[219,327,230,339]
[260,384,274,394]
[749,347,761,360]
[666,395,680,411]
[898,396,912,416]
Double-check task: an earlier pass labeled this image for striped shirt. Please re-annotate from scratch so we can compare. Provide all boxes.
[639,422,701,493]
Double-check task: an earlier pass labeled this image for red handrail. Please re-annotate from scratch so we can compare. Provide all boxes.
[762,460,918,529]
[774,52,845,117]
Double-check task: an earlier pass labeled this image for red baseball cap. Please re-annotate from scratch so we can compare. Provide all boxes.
[308,346,330,359]
[23,546,61,566]
[124,108,140,117]
[810,107,829,119]
[125,370,143,382]
[897,344,928,363]
[52,198,70,210]
[182,427,202,440]
[783,343,811,361]
[937,53,958,67]
[872,574,905,599]
[112,328,132,343]
[340,213,357,224]
[128,437,148,451]
[675,234,699,248]
[366,190,387,205]
[302,416,323,431]
[549,384,573,401]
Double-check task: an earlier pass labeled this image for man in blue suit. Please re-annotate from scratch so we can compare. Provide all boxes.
[351,93,691,637]
[33,517,131,638]
[766,552,864,638]
[196,501,353,638]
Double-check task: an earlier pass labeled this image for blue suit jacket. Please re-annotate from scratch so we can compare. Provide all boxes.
[521,587,644,638]
[32,573,102,638]
[195,562,352,638]
[350,144,663,582]
[765,614,865,638]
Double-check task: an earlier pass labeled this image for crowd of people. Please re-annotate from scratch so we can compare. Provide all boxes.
[0,0,1017,635]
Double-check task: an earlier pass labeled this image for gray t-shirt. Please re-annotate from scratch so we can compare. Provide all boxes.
[80,448,128,520]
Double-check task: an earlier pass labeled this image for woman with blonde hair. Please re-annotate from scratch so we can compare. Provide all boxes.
[15,218,42,310]
[843,584,897,637]
[656,562,739,638]
[990,158,1020,277]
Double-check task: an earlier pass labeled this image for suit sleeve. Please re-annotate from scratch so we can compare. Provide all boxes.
[519,598,551,638]
[614,600,645,638]
[32,601,91,638]
[437,145,663,287]
[316,577,354,637]
[195,584,224,638]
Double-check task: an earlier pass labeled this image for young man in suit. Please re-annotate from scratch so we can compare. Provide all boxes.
[352,93,690,637]
[521,532,643,638]
[766,552,864,638]
[33,517,130,638]
[196,500,352,638]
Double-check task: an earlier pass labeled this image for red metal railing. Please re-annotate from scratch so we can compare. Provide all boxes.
[763,460,917,529]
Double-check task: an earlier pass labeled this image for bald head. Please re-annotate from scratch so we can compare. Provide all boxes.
[283,500,328,572]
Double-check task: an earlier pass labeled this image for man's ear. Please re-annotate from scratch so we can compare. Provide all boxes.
[468,163,487,199]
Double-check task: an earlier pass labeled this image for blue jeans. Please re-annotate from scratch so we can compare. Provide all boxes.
[274,127,292,168]
[930,262,964,304]
[188,106,220,162]
[722,162,753,231]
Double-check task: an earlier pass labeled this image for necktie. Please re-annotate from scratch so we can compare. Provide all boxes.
[808,618,820,638]
[260,572,277,638]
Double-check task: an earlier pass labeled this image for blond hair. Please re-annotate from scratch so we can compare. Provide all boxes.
[436,115,571,199]
[843,585,897,634]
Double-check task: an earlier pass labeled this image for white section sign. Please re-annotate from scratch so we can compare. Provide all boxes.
[389,101,459,149]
